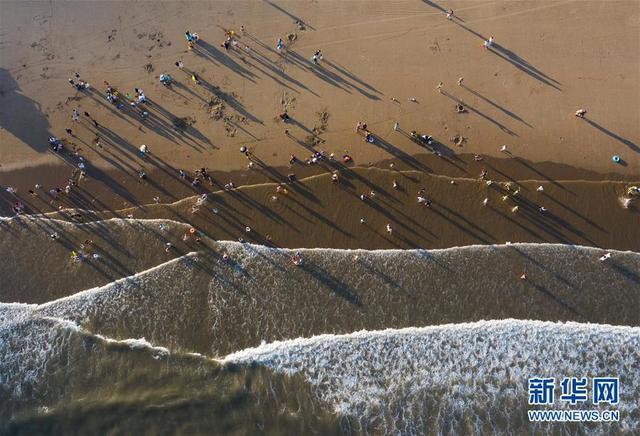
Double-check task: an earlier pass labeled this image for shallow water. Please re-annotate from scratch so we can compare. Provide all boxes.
[1,218,639,434]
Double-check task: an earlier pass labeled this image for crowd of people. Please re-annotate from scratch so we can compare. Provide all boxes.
[1,6,629,274]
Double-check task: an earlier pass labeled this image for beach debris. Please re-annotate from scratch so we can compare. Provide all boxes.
[205,97,224,120]
[620,185,638,208]
[224,119,237,137]
[451,134,466,146]
[204,97,224,121]
[173,116,195,131]
[317,110,329,132]
[575,108,587,118]
[144,63,154,73]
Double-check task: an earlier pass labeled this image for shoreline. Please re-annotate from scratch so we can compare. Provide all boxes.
[2,164,638,252]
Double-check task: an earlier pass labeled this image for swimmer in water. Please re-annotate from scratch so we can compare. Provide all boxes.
[599,253,612,261]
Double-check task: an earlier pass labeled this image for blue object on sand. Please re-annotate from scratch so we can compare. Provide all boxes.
[612,155,621,163]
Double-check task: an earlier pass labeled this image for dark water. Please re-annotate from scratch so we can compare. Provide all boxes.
[0,313,342,435]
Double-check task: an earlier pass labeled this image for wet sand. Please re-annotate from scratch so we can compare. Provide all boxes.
[4,165,636,251]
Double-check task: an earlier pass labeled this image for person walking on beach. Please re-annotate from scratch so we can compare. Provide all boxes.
[436,82,443,93]
[446,9,454,20]
[276,37,284,51]
[72,108,80,122]
[311,49,323,65]
[575,108,587,118]
[483,36,494,49]
[458,77,464,86]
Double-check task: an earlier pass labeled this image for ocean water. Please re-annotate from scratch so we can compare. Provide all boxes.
[1,218,639,434]
[226,320,640,435]
[0,305,341,435]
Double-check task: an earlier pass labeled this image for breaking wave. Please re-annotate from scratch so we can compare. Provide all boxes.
[226,320,640,435]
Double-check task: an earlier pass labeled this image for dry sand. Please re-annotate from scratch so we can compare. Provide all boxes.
[0,0,639,249]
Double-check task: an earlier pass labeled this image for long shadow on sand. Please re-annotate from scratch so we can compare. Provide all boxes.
[263,0,316,30]
[441,90,518,136]
[449,21,562,91]
[582,118,639,154]
[461,85,533,128]
[0,68,52,152]
[193,40,258,82]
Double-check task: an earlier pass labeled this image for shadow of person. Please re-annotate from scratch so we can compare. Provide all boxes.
[0,68,52,152]
[582,118,639,154]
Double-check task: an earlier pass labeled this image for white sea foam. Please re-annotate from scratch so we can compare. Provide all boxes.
[38,251,200,312]
[9,239,639,360]
[225,319,640,434]
[2,230,639,432]
[0,306,176,406]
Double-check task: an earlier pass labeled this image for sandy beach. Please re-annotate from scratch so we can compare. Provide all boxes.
[1,0,639,434]
[1,0,638,249]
